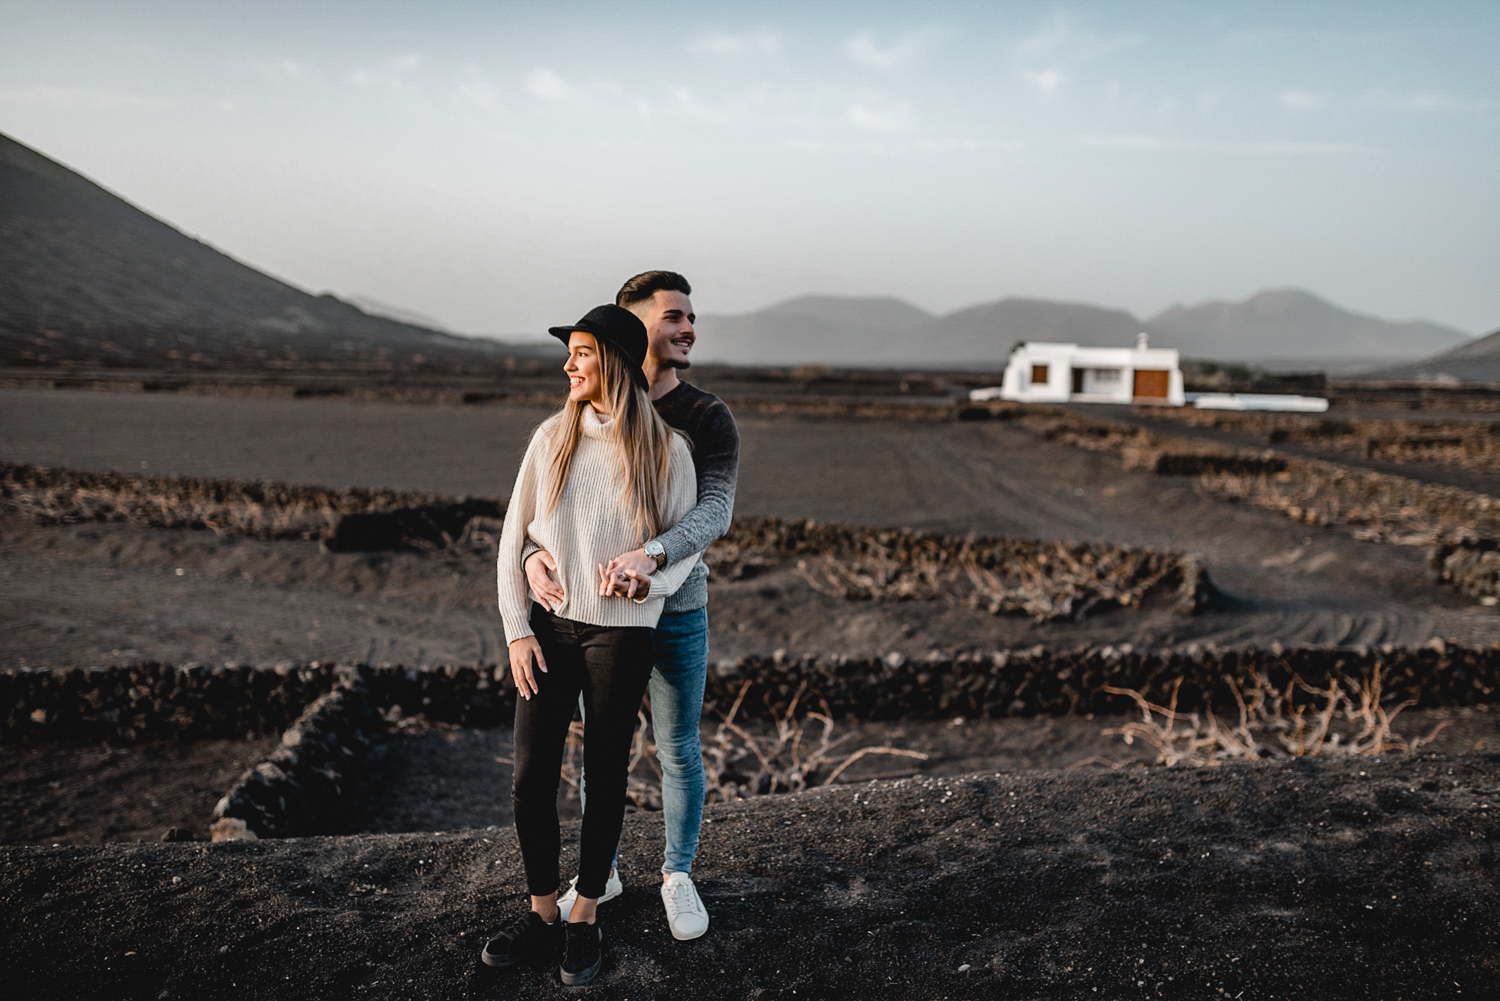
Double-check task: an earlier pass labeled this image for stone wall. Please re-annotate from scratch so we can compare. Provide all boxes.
[0,661,337,744]
[212,672,379,837]
[8,644,1499,749]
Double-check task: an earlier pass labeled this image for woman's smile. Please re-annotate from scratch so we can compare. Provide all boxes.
[563,332,605,409]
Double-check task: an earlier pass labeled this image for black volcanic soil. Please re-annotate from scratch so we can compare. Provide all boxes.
[1,738,277,845]
[2,753,1497,1000]
[8,710,1497,850]
[4,388,1500,997]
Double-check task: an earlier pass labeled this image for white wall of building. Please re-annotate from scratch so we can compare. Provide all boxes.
[998,339,1185,406]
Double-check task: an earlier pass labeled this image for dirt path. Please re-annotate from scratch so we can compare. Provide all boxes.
[2,753,1495,999]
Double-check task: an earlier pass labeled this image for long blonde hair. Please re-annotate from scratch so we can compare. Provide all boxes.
[542,335,679,543]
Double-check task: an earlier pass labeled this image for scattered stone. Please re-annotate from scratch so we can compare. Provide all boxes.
[208,818,257,842]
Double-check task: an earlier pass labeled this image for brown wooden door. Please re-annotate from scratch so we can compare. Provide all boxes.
[1132,369,1170,400]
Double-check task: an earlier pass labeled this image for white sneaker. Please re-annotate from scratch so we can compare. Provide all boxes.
[556,870,623,921]
[661,872,709,941]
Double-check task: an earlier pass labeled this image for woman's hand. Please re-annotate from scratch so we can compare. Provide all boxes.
[597,563,650,599]
[509,636,547,700]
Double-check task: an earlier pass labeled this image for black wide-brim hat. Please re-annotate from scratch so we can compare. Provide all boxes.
[548,304,650,390]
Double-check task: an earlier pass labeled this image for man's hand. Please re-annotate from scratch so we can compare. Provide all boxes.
[600,549,660,594]
[525,550,565,610]
[509,636,546,700]
[597,563,650,600]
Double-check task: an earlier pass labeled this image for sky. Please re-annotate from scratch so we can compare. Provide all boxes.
[1,1,1497,340]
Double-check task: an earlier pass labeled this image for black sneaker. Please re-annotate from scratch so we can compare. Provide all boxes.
[481,911,560,968]
[560,921,603,986]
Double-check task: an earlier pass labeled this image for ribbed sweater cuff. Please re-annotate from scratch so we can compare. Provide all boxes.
[501,607,535,645]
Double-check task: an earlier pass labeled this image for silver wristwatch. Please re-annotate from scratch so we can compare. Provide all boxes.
[644,539,667,571]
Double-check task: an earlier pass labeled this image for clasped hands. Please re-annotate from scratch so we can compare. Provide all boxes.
[511,547,656,700]
[523,547,654,609]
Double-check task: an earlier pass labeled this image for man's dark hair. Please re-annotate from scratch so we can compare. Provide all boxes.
[616,271,692,309]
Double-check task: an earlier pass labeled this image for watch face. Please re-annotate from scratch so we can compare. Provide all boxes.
[645,541,664,556]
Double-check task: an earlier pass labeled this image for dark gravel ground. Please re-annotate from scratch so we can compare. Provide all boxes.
[2,753,1496,1000]
[1,737,278,845]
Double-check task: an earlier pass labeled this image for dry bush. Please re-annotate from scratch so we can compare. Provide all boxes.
[1194,459,1500,545]
[0,461,444,540]
[712,516,1211,621]
[558,684,929,810]
[1141,408,1500,475]
[1101,666,1450,767]
[1017,409,1500,598]
[703,682,929,800]
[557,712,666,812]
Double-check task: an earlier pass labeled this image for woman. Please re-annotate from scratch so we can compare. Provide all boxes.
[482,304,700,986]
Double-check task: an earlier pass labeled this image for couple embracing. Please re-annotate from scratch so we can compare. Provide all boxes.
[484,271,740,985]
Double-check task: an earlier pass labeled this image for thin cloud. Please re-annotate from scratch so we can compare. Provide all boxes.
[1280,90,1325,110]
[844,30,933,70]
[0,86,169,111]
[453,66,502,114]
[1014,13,1140,66]
[1355,88,1489,114]
[667,87,732,124]
[846,99,914,133]
[349,53,423,90]
[524,67,578,103]
[1398,91,1487,113]
[787,135,1000,156]
[1023,69,1065,97]
[251,58,305,83]
[1015,13,1138,100]
[350,53,424,90]
[1081,134,1373,154]
[521,68,648,118]
[689,30,781,57]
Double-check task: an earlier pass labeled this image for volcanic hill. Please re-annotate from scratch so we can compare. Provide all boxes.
[0,132,545,375]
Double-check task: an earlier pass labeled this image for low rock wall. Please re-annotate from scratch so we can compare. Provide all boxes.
[699,643,1500,721]
[212,673,379,837]
[0,661,338,744]
[8,644,1500,749]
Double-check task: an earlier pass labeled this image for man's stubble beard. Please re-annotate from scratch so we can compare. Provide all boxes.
[664,358,691,370]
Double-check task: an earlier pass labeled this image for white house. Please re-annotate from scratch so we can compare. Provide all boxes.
[979,333,1186,407]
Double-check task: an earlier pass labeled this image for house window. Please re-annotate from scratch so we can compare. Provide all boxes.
[1030,364,1049,385]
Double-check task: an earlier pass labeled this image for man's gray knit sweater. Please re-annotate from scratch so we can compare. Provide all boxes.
[523,380,739,614]
[650,381,739,612]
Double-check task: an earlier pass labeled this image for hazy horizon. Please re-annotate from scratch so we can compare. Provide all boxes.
[2,1,1496,340]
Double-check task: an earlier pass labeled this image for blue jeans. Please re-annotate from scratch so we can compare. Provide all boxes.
[579,607,709,875]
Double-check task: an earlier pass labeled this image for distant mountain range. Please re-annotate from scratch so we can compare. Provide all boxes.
[2,129,1489,380]
[696,290,1477,372]
[0,132,549,373]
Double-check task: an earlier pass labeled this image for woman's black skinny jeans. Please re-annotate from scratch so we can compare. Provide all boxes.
[512,604,655,900]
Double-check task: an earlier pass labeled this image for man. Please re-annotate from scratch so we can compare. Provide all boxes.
[521,270,739,941]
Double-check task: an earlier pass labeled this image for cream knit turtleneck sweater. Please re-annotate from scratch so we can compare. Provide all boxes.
[496,406,700,643]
